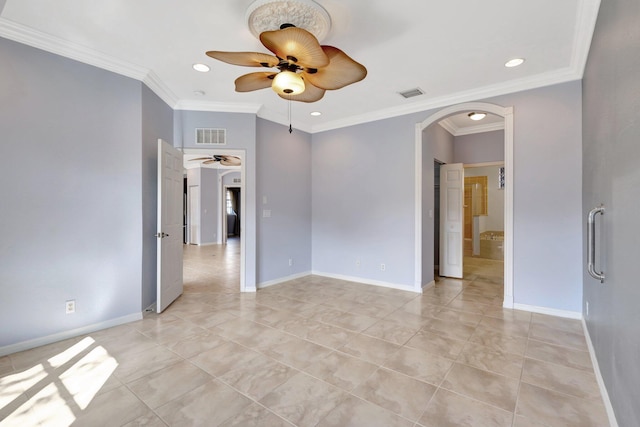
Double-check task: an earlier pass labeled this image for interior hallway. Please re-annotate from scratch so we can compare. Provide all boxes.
[0,256,609,426]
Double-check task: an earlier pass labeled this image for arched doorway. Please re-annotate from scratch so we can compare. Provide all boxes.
[414,102,514,307]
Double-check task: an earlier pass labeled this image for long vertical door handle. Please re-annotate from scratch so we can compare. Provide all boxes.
[587,205,605,283]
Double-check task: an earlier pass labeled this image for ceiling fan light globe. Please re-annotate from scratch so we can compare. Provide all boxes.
[272,71,305,95]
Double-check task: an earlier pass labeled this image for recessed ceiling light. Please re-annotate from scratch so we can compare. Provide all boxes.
[310,111,322,116]
[193,63,210,72]
[504,58,525,68]
[468,112,487,121]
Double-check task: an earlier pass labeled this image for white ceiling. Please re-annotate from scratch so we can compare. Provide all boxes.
[0,0,600,134]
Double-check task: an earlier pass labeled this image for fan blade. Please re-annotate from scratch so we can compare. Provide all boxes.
[235,72,277,92]
[189,157,213,161]
[279,80,325,103]
[202,159,219,164]
[303,46,367,90]
[206,51,279,68]
[220,156,241,166]
[260,27,329,69]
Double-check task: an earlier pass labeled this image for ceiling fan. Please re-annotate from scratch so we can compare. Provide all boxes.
[189,155,241,166]
[206,24,367,103]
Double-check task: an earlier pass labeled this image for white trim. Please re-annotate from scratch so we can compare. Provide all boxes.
[415,102,514,308]
[175,100,262,114]
[572,0,602,76]
[582,318,619,427]
[0,17,148,81]
[312,271,420,294]
[437,118,457,136]
[258,271,312,289]
[413,123,423,291]
[439,118,505,137]
[256,107,314,134]
[0,313,143,357]
[312,68,578,133]
[143,71,179,109]
[512,303,582,320]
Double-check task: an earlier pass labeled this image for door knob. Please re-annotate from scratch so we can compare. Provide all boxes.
[155,232,170,238]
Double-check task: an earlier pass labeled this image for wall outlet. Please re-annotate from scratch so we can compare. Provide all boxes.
[65,300,76,314]
[380,263,386,271]
[288,258,293,266]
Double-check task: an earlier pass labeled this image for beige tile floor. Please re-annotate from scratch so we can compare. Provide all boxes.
[0,249,610,426]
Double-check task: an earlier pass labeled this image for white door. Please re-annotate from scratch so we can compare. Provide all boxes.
[440,163,464,278]
[157,139,183,313]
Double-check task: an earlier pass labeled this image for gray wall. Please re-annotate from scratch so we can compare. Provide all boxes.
[200,168,219,244]
[141,85,174,311]
[582,0,640,424]
[453,130,505,164]
[312,112,424,289]
[486,83,583,312]
[313,81,583,311]
[256,119,312,285]
[0,37,144,348]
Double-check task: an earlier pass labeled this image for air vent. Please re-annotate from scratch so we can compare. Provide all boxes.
[195,128,226,145]
[233,178,241,184]
[398,87,425,99]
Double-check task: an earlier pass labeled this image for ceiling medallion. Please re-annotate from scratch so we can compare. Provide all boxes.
[246,0,332,42]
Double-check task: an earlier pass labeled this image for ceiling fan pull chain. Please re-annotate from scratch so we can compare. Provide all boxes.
[288,98,293,133]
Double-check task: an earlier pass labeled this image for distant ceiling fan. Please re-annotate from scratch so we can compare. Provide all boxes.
[206,18,367,103]
[189,155,241,166]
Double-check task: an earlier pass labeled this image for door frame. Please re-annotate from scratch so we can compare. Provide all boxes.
[414,102,514,308]
[183,148,247,292]
[219,171,241,245]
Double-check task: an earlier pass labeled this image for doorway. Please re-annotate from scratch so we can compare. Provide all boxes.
[415,102,514,307]
[182,148,246,292]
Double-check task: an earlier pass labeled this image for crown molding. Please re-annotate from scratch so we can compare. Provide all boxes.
[439,117,505,137]
[174,99,262,114]
[143,71,179,108]
[572,0,601,76]
[256,107,313,134]
[438,119,457,135]
[0,17,148,80]
[310,66,581,133]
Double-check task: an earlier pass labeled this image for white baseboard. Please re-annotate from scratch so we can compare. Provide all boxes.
[258,271,311,289]
[311,271,420,293]
[512,303,582,319]
[582,318,619,427]
[0,313,143,357]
